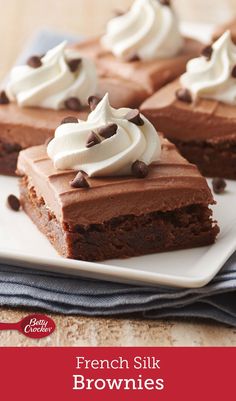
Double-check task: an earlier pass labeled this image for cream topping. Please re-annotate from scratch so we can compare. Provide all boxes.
[6,41,97,110]
[101,0,183,61]
[47,93,161,177]
[180,31,236,104]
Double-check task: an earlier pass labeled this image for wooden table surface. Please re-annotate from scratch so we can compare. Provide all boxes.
[0,0,235,346]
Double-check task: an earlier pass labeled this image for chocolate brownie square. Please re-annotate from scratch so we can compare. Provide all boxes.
[74,37,202,95]
[0,102,88,175]
[17,138,219,261]
[0,75,147,176]
[141,79,236,180]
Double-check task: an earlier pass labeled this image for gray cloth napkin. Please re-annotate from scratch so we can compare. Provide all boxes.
[0,254,235,326]
[1,30,236,327]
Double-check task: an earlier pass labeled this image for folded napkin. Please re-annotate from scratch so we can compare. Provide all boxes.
[1,30,236,327]
[0,254,235,326]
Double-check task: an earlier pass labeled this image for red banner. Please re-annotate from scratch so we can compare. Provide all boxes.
[1,347,235,400]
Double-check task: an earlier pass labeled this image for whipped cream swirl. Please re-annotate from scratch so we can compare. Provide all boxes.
[47,94,161,177]
[180,31,236,104]
[101,0,183,61]
[6,41,97,110]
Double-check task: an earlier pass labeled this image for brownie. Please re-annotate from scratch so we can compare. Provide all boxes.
[73,37,203,95]
[97,77,149,109]
[140,79,236,179]
[0,103,88,176]
[0,76,147,176]
[17,139,219,261]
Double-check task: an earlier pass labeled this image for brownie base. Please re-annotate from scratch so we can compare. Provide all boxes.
[0,139,22,175]
[20,177,219,262]
[170,137,236,180]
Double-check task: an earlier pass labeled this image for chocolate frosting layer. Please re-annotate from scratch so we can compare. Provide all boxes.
[0,76,146,150]
[73,37,203,94]
[98,77,149,108]
[17,138,214,226]
[0,103,88,148]
[140,79,236,142]
[213,18,236,44]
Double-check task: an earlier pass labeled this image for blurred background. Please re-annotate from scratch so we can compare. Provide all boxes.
[0,0,236,81]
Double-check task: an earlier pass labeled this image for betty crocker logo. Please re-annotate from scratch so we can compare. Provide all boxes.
[0,314,56,339]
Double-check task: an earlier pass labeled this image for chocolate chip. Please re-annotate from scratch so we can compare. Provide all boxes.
[114,9,124,17]
[70,172,89,189]
[86,131,101,148]
[45,136,53,146]
[131,160,149,178]
[27,56,42,68]
[0,90,10,105]
[88,95,101,111]
[159,0,171,6]
[232,65,236,78]
[212,178,227,194]
[126,109,144,126]
[98,123,118,139]
[3,142,22,153]
[175,88,192,103]
[67,58,82,73]
[7,194,21,211]
[126,53,140,62]
[201,45,213,60]
[65,97,81,111]
[61,116,79,125]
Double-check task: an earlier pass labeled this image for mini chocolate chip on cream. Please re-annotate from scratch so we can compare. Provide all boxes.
[175,88,192,103]
[201,45,213,60]
[126,109,144,126]
[86,131,101,148]
[114,9,125,17]
[7,194,21,211]
[125,53,141,62]
[67,58,82,73]
[212,178,227,194]
[65,97,81,111]
[232,65,236,78]
[70,172,90,188]
[27,55,43,68]
[88,95,101,111]
[132,160,149,178]
[159,0,171,6]
[0,90,10,105]
[98,123,118,139]
[61,116,79,125]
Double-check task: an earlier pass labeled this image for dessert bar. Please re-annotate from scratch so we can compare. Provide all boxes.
[0,42,147,175]
[17,95,219,261]
[141,31,236,179]
[74,0,202,94]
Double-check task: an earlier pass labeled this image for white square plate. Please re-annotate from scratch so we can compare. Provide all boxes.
[1,24,235,289]
[0,176,236,288]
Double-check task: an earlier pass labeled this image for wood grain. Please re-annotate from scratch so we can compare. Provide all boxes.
[0,308,235,346]
[0,0,132,81]
[1,0,235,81]
[0,0,235,346]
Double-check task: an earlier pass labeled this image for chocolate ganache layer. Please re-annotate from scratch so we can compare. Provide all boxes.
[141,79,236,142]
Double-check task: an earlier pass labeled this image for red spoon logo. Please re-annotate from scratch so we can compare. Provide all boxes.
[0,314,56,339]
